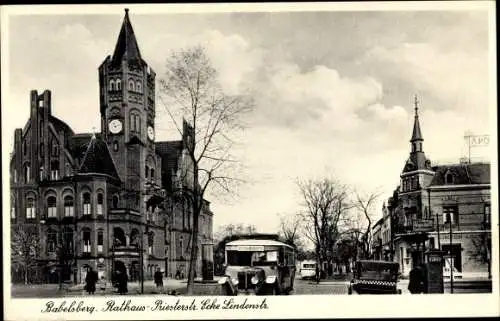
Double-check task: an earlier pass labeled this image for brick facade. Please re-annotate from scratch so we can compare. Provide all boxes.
[10,10,214,284]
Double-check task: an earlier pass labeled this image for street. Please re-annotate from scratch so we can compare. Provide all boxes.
[10,277,492,298]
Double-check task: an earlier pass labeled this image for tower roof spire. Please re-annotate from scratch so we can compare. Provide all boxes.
[411,94,423,142]
[111,8,143,66]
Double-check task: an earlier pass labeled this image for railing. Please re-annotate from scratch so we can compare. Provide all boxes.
[394,218,435,234]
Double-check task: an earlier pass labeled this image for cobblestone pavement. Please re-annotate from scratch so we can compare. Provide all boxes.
[292,279,349,295]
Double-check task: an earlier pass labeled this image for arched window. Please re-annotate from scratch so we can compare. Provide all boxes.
[50,161,59,180]
[82,228,91,253]
[112,194,119,209]
[13,169,17,183]
[82,192,91,216]
[11,196,16,219]
[446,173,453,184]
[145,165,149,179]
[150,168,155,181]
[97,229,104,253]
[130,229,139,248]
[24,163,31,183]
[97,193,104,216]
[51,143,59,157]
[148,232,154,255]
[47,196,57,218]
[116,79,122,91]
[136,80,142,93]
[130,113,140,133]
[47,229,57,253]
[113,140,119,152]
[25,197,36,219]
[113,227,126,247]
[64,195,74,217]
[109,79,115,91]
[39,166,44,181]
[128,79,135,91]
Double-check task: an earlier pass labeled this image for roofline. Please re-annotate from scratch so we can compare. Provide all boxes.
[401,169,435,177]
[226,239,294,249]
[427,183,490,190]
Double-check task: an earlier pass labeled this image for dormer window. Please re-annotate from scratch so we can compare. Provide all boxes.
[446,173,453,184]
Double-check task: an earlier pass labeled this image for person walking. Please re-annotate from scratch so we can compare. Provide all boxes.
[85,267,98,295]
[154,267,164,294]
[118,269,128,295]
[408,265,424,294]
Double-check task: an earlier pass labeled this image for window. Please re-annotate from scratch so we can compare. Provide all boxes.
[65,164,72,177]
[47,196,57,218]
[24,163,31,183]
[39,166,44,180]
[446,173,453,184]
[25,197,36,219]
[136,81,142,93]
[145,166,149,179]
[97,230,104,253]
[130,114,140,133]
[40,143,44,156]
[116,79,121,91]
[50,161,59,180]
[109,79,115,91]
[64,195,74,217]
[112,194,119,209]
[14,169,17,183]
[97,193,103,216]
[485,204,490,225]
[150,168,155,181]
[82,193,91,216]
[128,79,135,91]
[113,141,119,152]
[443,206,458,225]
[148,232,154,255]
[51,144,59,157]
[83,229,91,253]
[47,230,57,253]
[11,204,16,219]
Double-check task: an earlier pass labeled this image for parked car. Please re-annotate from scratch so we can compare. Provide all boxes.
[348,260,402,295]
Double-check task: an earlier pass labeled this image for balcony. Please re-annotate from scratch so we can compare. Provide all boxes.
[394,218,435,235]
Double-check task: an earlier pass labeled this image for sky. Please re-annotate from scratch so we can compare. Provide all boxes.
[2,3,495,237]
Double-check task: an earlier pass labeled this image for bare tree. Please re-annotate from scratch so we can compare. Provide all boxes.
[297,178,350,281]
[352,190,382,259]
[11,225,40,285]
[278,213,303,248]
[159,46,253,294]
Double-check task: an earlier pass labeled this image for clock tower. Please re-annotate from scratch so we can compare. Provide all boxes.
[98,9,157,210]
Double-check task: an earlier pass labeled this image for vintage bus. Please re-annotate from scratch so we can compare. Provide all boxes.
[218,239,296,295]
[299,260,317,280]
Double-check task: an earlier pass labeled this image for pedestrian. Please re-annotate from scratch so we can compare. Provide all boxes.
[118,270,128,295]
[154,267,164,293]
[85,267,98,295]
[175,269,181,280]
[408,265,424,294]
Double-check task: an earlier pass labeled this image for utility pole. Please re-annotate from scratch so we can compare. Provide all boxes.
[449,215,454,294]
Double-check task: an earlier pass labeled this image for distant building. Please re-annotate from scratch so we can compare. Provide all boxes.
[383,96,491,278]
[10,9,213,284]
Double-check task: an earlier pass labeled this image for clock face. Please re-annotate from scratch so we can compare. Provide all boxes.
[108,119,123,134]
[147,126,155,140]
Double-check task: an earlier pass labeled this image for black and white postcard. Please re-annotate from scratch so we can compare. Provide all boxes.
[1,2,498,320]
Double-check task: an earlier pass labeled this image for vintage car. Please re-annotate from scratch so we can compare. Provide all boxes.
[299,260,317,280]
[348,260,402,295]
[218,239,296,295]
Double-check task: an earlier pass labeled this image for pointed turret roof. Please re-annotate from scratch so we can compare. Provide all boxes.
[111,8,143,66]
[79,135,120,180]
[410,95,423,142]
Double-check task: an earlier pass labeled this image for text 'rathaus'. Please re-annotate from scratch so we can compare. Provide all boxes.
[10,10,214,284]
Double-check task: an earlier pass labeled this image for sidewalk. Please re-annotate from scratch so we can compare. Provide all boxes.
[68,278,186,295]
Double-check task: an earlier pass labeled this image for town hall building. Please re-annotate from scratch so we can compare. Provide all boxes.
[10,9,214,284]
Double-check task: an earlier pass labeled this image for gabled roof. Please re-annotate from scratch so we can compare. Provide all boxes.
[111,9,144,67]
[79,135,120,180]
[429,163,490,186]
